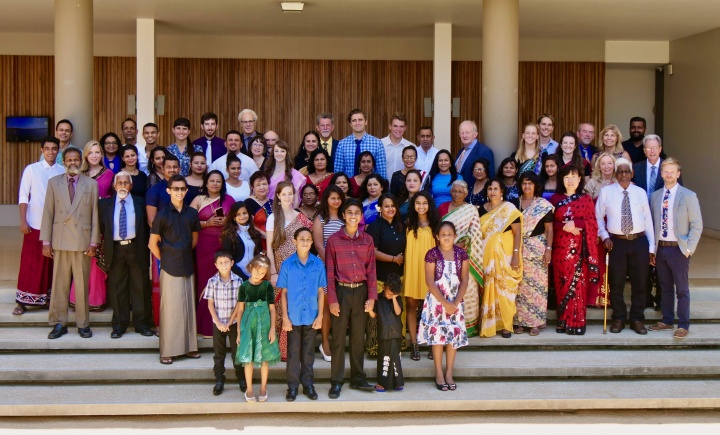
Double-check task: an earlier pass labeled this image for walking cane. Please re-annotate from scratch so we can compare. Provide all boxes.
[602,252,610,334]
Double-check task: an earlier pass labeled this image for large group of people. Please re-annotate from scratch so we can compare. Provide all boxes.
[15,110,703,401]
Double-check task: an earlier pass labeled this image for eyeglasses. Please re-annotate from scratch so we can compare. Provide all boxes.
[644,146,661,151]
[240,120,255,125]
[104,141,118,146]
[170,187,188,192]
[473,168,486,172]
[616,170,632,174]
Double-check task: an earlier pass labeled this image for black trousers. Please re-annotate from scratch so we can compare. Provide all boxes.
[608,237,649,322]
[212,323,242,382]
[286,324,317,389]
[108,242,148,331]
[330,283,368,385]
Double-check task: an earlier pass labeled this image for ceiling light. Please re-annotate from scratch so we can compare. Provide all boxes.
[281,2,304,13]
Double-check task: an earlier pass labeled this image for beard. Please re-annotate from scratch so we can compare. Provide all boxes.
[630,131,644,140]
[66,164,80,176]
[116,189,130,199]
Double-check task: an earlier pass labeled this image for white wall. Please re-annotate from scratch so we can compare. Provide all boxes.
[665,28,720,233]
[604,65,656,139]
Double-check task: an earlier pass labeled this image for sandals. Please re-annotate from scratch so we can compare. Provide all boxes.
[529,327,540,336]
[513,325,524,334]
[447,383,457,391]
[410,343,420,361]
[427,350,433,360]
[374,384,386,392]
[555,321,567,334]
[12,304,26,316]
[245,391,256,402]
[435,382,449,391]
[159,356,173,365]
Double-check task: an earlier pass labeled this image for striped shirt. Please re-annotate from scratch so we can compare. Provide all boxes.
[334,133,386,178]
[318,216,344,247]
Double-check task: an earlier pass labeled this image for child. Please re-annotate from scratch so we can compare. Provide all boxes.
[279,227,326,401]
[417,221,469,392]
[236,253,280,402]
[204,250,246,396]
[368,273,404,392]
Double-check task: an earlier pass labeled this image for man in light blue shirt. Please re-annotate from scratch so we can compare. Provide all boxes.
[334,109,386,178]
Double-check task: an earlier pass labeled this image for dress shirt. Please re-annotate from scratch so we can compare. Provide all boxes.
[334,133,386,178]
[320,137,335,158]
[209,151,259,182]
[381,136,415,179]
[133,144,148,174]
[113,195,137,241]
[415,145,439,174]
[325,227,378,305]
[456,140,476,171]
[203,272,242,325]
[596,183,655,252]
[365,217,407,281]
[18,159,66,229]
[151,204,201,277]
[646,159,661,193]
[277,253,327,326]
[145,179,171,212]
[539,140,559,156]
[192,136,227,163]
[659,183,679,242]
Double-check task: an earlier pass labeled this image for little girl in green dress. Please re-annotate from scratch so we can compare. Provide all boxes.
[236,253,281,402]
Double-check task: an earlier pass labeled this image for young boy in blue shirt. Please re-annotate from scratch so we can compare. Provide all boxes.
[279,227,326,401]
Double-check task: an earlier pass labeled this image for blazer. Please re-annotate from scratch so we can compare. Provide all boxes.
[632,158,682,194]
[40,173,100,251]
[650,185,702,255]
[99,194,151,268]
[458,141,496,182]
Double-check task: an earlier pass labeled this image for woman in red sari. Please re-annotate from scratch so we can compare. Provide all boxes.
[550,165,599,335]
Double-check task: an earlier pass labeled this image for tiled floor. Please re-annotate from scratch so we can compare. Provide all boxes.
[1,226,718,283]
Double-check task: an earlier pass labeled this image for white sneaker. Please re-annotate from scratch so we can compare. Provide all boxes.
[319,343,331,362]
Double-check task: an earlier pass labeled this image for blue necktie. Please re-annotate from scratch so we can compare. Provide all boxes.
[119,199,127,240]
[648,166,657,199]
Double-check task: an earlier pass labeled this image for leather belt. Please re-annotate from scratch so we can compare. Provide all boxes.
[338,282,364,288]
[658,240,679,247]
[609,232,644,241]
[114,239,134,245]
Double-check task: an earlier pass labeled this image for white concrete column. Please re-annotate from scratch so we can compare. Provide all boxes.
[54,0,93,146]
[481,0,519,158]
[433,23,452,151]
[136,18,156,148]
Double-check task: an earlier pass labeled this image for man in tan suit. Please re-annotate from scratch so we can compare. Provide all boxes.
[41,147,100,339]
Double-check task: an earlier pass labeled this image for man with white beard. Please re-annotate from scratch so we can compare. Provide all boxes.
[99,172,154,338]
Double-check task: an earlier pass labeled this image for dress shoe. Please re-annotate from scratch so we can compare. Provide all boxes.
[630,321,647,335]
[648,321,674,331]
[184,351,201,359]
[78,327,93,338]
[239,378,247,392]
[286,387,298,401]
[136,328,155,337]
[673,328,689,339]
[609,320,625,334]
[213,381,224,396]
[110,329,123,339]
[328,382,342,399]
[48,323,68,339]
[303,385,318,400]
[349,380,375,391]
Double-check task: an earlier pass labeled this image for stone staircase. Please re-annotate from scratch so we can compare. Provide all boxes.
[1,227,719,416]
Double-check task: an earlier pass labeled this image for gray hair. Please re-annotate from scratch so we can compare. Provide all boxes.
[451,179,469,191]
[113,170,133,185]
[643,134,662,148]
[614,157,633,171]
[459,120,478,133]
[238,109,258,122]
[316,113,334,124]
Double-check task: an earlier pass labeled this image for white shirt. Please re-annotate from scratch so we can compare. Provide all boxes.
[113,195,137,241]
[415,145,440,174]
[381,136,415,179]
[18,159,66,229]
[134,144,148,174]
[596,183,655,253]
[226,181,250,202]
[646,159,661,194]
[210,151,259,182]
[659,183,679,242]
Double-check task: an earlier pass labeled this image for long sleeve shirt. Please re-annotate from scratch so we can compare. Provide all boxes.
[334,133,386,178]
[596,183,655,253]
[325,227,378,305]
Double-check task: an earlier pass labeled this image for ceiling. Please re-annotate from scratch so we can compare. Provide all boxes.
[1,0,719,41]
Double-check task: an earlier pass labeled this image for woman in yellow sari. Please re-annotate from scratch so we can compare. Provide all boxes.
[440,180,483,337]
[479,179,523,338]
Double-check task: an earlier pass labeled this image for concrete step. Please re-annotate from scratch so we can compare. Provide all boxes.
[0,303,113,325]
[3,378,720,416]
[2,324,719,351]
[3,349,720,383]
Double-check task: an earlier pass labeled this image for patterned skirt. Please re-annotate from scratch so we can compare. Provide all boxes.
[514,235,549,327]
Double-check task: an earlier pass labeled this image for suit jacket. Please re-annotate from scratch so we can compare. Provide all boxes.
[326,137,340,172]
[99,194,151,268]
[40,173,100,251]
[458,141,496,181]
[650,185,702,255]
[632,158,682,194]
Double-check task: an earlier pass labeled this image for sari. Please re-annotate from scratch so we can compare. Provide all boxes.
[514,198,554,328]
[550,193,599,333]
[441,203,484,337]
[479,202,523,337]
[305,173,333,198]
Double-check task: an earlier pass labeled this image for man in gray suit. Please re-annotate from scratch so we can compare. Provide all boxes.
[41,147,100,339]
[648,157,702,339]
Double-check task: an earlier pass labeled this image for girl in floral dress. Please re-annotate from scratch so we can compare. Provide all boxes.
[418,221,469,391]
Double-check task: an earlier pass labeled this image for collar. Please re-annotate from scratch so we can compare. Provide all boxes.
[464,139,477,150]
[341,226,362,240]
[41,159,54,169]
[647,159,660,168]
[665,183,679,195]
[169,203,188,214]
[66,173,79,183]
[212,272,242,284]
[115,194,132,205]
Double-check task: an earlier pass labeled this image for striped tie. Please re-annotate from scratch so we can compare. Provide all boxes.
[119,199,127,240]
[648,165,657,199]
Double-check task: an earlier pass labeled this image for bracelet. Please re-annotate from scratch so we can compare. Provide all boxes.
[513,249,519,252]
[546,247,552,251]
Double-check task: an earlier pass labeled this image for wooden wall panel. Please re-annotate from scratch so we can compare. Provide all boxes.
[93,56,136,140]
[0,55,54,205]
[451,61,483,155]
[519,62,605,137]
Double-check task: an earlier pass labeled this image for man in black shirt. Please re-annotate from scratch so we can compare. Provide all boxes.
[149,175,201,364]
[622,116,647,164]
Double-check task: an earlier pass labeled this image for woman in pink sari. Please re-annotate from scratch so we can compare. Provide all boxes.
[189,170,236,337]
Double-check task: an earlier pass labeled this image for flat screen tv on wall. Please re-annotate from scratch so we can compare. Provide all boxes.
[6,116,50,142]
